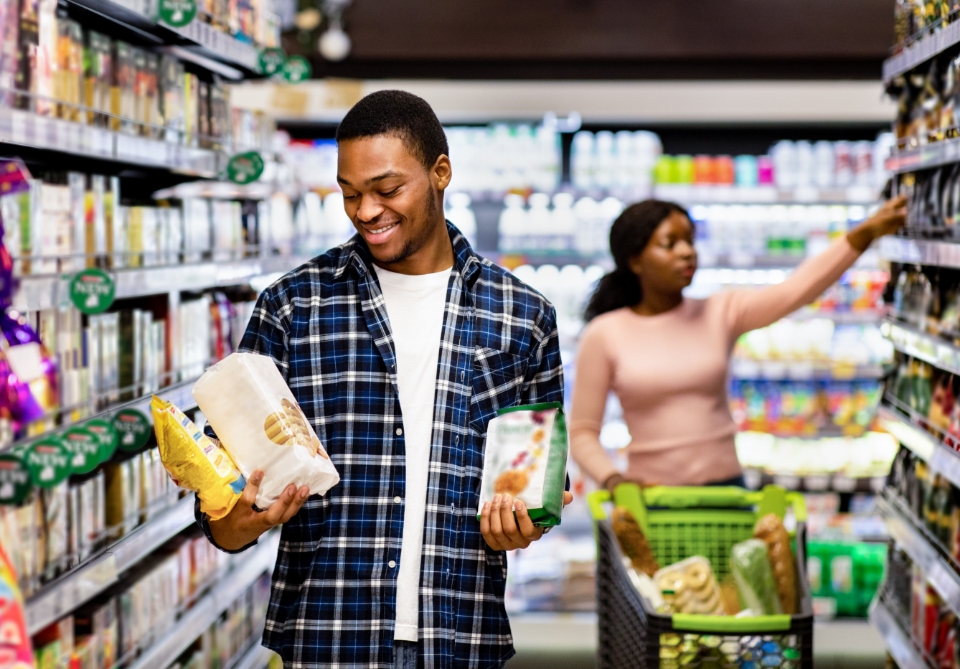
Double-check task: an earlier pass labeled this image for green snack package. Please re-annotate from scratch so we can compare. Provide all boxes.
[477,402,568,527]
[731,538,783,616]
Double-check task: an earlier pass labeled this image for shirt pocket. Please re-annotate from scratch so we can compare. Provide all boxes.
[469,346,527,433]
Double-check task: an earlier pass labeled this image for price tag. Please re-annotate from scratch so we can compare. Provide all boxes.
[831,474,856,493]
[11,110,26,144]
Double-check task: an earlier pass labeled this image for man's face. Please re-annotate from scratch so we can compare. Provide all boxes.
[337,134,449,267]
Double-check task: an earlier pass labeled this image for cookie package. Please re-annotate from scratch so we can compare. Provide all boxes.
[476,402,569,527]
[192,352,340,509]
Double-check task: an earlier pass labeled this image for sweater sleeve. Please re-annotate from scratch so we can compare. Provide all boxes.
[724,237,862,338]
[569,318,621,486]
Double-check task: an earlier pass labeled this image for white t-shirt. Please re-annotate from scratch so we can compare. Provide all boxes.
[376,264,452,642]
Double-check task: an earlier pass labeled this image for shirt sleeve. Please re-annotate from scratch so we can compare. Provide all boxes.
[724,236,862,338]
[519,304,565,406]
[196,286,289,552]
[568,319,620,486]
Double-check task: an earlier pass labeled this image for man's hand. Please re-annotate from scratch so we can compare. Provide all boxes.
[480,491,574,551]
[209,469,310,551]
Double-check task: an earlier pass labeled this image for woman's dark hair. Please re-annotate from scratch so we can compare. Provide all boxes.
[583,199,690,322]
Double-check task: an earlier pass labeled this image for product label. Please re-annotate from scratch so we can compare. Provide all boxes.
[0,454,31,505]
[62,427,102,475]
[158,0,197,27]
[85,418,119,463]
[25,439,72,488]
[282,56,312,83]
[5,342,44,383]
[69,268,115,314]
[226,151,265,185]
[113,408,152,452]
[259,48,286,77]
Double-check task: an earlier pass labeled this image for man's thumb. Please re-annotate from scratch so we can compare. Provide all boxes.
[241,470,264,504]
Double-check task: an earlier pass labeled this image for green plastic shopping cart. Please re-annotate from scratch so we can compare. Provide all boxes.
[587,484,814,669]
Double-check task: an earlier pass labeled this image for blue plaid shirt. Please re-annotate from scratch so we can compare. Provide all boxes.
[196,223,564,668]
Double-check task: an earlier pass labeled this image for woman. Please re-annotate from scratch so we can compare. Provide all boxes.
[569,195,907,491]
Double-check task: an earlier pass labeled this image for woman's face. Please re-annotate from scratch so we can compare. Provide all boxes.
[628,211,698,296]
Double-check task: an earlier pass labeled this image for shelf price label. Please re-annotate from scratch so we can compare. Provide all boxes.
[114,409,152,452]
[0,454,32,505]
[69,269,115,314]
[282,55,312,83]
[25,439,72,488]
[158,0,197,27]
[259,47,286,77]
[226,151,265,185]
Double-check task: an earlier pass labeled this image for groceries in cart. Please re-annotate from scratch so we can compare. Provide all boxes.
[151,396,245,520]
[614,505,799,617]
[192,352,340,509]
[477,402,569,527]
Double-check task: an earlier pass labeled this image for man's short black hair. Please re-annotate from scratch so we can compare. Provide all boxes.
[336,90,449,170]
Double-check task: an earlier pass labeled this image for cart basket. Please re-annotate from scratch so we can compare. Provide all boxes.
[588,484,814,669]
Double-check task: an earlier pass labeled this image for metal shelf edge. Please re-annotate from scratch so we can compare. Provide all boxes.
[25,494,195,633]
[126,535,278,669]
[869,598,930,669]
[230,642,276,669]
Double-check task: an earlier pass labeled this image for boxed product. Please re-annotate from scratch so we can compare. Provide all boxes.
[151,396,244,520]
[192,352,339,509]
[477,402,569,527]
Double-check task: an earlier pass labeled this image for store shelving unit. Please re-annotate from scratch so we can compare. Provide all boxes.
[743,469,887,494]
[883,21,960,84]
[880,236,960,268]
[729,359,886,381]
[869,599,928,669]
[653,183,878,205]
[881,319,960,376]
[877,404,960,488]
[231,644,277,669]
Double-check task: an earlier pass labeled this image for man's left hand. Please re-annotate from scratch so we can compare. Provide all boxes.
[480,491,574,551]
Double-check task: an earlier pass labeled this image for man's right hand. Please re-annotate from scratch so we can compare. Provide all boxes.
[209,469,310,551]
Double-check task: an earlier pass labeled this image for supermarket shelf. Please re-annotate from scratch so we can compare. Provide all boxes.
[25,494,195,634]
[12,255,310,312]
[881,319,960,375]
[869,598,929,669]
[877,495,960,617]
[729,359,886,381]
[743,468,887,494]
[0,106,221,177]
[876,404,960,486]
[879,236,960,268]
[127,534,278,669]
[231,644,277,669]
[884,22,960,84]
[66,0,261,78]
[885,135,960,175]
[654,183,879,205]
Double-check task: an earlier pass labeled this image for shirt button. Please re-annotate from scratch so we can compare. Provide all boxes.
[388,560,397,568]
[396,428,403,436]
[460,371,465,381]
[394,496,402,504]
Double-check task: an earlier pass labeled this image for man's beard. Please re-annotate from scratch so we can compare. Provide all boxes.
[376,191,442,266]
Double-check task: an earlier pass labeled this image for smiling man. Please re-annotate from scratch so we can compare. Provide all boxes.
[195,90,570,669]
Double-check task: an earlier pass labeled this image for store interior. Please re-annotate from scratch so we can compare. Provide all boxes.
[2,0,960,668]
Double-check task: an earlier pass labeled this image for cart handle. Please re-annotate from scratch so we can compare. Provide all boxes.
[672,613,793,633]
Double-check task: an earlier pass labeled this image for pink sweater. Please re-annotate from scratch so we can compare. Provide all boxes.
[569,238,862,486]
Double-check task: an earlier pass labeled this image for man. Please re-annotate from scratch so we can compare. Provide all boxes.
[195,90,570,669]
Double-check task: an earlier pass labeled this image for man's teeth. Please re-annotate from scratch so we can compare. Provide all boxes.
[371,223,396,234]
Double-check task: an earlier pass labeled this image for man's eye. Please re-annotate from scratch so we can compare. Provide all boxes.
[381,188,399,197]
[343,193,359,200]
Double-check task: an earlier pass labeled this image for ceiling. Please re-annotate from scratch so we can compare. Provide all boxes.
[285,0,895,80]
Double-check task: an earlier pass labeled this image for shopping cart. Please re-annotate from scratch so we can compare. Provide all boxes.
[587,484,814,669]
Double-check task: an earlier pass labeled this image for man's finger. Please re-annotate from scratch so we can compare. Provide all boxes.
[562,491,573,507]
[479,502,501,550]
[514,499,537,540]
[489,495,505,543]
[279,486,310,524]
[499,495,524,545]
[240,469,264,507]
[263,484,297,526]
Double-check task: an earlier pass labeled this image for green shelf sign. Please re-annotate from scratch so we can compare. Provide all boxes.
[0,454,31,505]
[282,55,312,83]
[69,268,115,314]
[63,427,102,475]
[226,151,265,185]
[259,47,286,76]
[158,0,197,27]
[86,418,119,463]
[26,439,72,488]
[114,408,152,452]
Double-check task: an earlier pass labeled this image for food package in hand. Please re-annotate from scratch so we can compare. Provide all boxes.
[477,402,569,527]
[753,513,798,614]
[192,352,340,508]
[654,556,725,615]
[612,506,659,576]
[731,539,783,616]
[151,396,244,520]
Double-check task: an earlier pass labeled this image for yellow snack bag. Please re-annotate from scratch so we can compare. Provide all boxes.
[150,396,244,520]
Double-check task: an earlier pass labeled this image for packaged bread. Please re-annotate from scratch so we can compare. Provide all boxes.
[477,403,569,527]
[753,513,798,614]
[731,539,783,616]
[654,556,725,615]
[151,396,244,521]
[192,352,340,509]
[612,506,659,576]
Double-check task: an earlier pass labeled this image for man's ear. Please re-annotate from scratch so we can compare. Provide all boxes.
[433,154,452,191]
